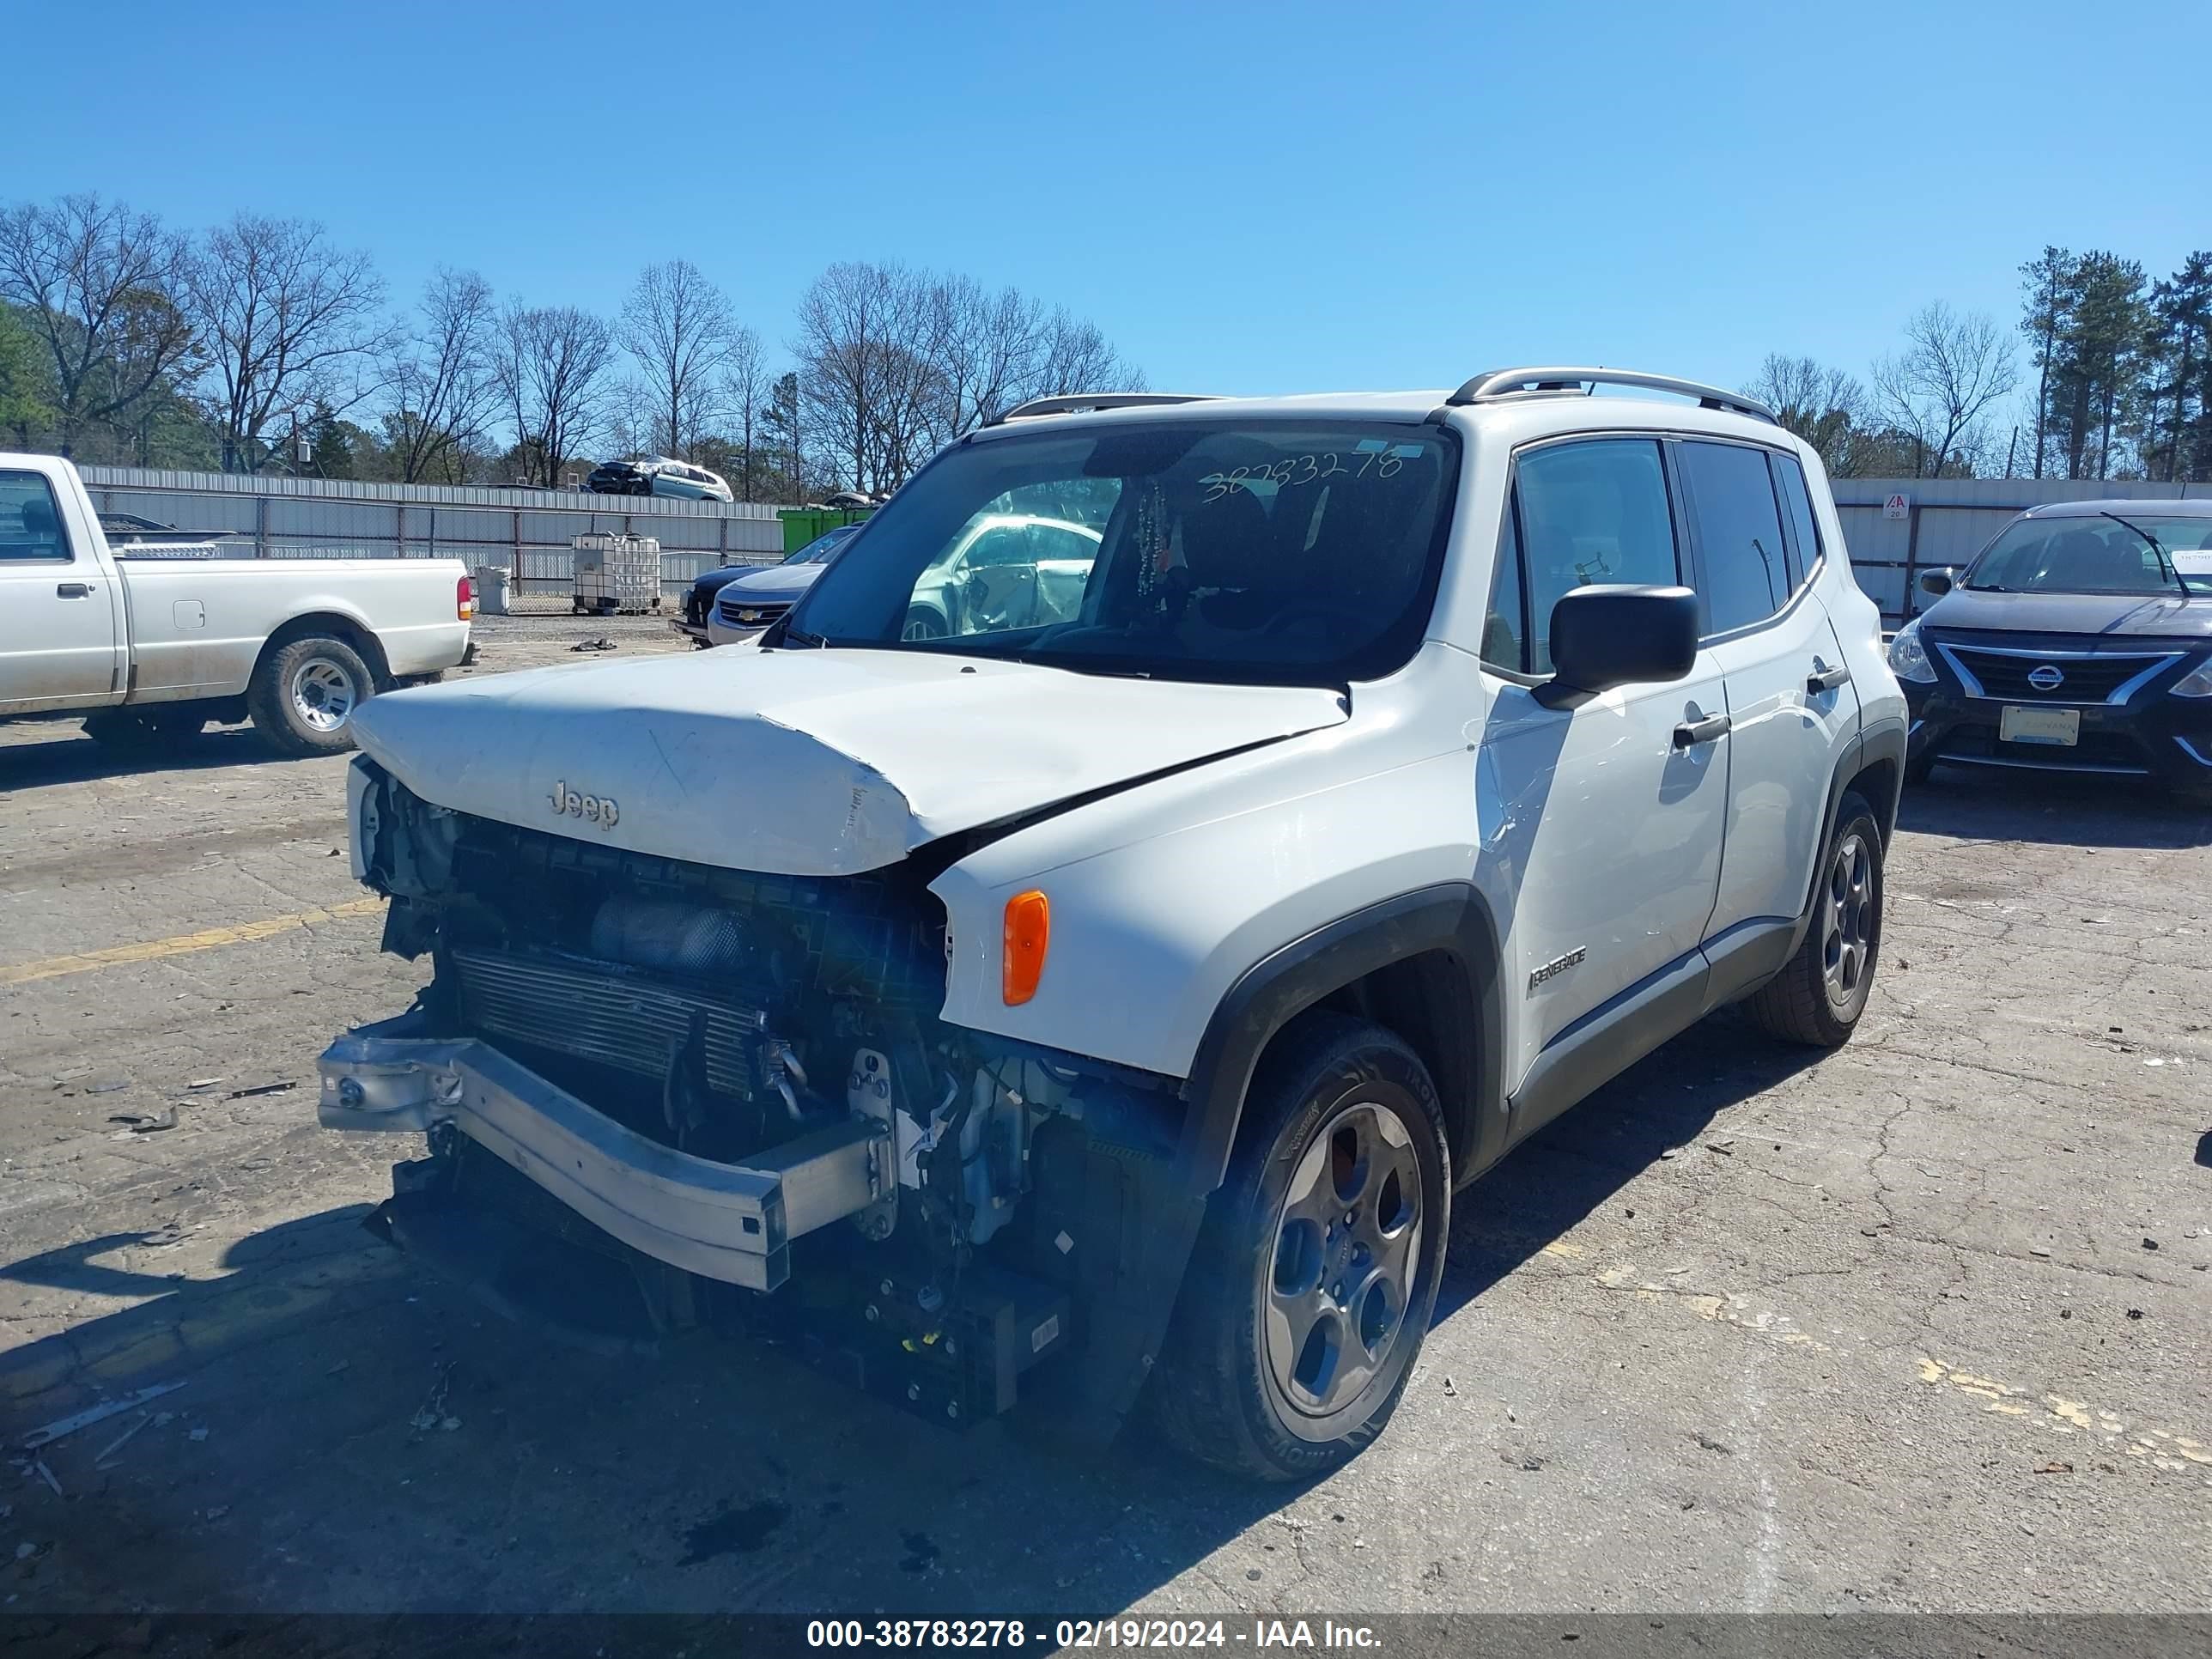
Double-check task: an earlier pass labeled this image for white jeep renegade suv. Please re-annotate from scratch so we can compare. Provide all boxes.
[321,368,1906,1480]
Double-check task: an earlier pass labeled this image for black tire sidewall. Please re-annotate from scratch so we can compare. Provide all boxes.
[1218,1025,1449,1472]
[251,635,373,755]
[1819,797,1885,1025]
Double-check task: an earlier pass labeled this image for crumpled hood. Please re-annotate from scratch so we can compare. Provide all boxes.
[1924,586,2212,641]
[350,648,1347,876]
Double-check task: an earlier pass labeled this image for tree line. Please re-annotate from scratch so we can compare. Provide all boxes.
[5,193,2205,493]
[1748,246,2210,483]
[0,194,1142,501]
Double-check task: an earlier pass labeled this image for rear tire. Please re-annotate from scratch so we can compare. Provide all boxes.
[1743,791,1884,1047]
[247,635,374,757]
[82,707,208,753]
[1151,1013,1449,1481]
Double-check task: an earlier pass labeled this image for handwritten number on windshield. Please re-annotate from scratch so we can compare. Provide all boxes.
[1200,451,1402,504]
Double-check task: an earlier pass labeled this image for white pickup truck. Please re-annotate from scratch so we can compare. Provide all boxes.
[0,453,474,756]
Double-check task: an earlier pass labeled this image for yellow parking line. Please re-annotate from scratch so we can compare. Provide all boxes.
[0,896,386,986]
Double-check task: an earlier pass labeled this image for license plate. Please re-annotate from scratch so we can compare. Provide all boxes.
[2000,706,2079,746]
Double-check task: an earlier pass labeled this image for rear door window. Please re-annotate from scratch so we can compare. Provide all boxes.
[1680,441,1789,635]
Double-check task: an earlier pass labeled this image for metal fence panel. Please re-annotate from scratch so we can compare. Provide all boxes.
[1826,477,2207,625]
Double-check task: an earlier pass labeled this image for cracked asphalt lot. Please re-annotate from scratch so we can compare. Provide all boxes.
[3,616,2209,1619]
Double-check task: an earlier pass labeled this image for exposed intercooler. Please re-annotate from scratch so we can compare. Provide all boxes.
[447,942,772,1102]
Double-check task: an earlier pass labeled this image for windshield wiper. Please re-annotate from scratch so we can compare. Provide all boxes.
[2101,512,2189,599]
[775,626,827,648]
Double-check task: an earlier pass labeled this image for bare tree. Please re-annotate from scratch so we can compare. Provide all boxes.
[793,261,931,494]
[184,214,387,471]
[1871,302,2018,478]
[1745,355,1874,475]
[0,194,200,458]
[618,259,736,460]
[599,377,658,462]
[379,267,497,483]
[922,275,1042,442]
[718,324,771,502]
[495,301,614,486]
[1035,307,1145,398]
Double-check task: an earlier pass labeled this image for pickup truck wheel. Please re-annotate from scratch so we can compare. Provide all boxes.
[248,635,374,757]
[1152,1013,1449,1481]
[82,707,207,752]
[1743,791,1883,1047]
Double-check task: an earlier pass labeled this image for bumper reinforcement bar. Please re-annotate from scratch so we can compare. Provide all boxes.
[319,1012,890,1291]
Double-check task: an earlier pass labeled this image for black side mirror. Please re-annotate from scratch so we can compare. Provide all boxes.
[1534,585,1699,708]
[1918,569,1954,598]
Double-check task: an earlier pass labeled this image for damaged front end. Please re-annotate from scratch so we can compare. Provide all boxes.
[321,759,1204,1435]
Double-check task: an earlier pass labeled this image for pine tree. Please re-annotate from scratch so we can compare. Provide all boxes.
[2018,246,2074,479]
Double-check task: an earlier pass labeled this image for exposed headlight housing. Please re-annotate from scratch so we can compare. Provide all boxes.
[2172,656,2212,698]
[1887,618,1938,684]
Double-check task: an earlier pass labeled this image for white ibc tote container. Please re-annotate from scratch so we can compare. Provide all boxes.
[571,533,661,614]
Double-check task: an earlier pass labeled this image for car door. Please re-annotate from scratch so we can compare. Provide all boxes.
[1676,440,1859,958]
[0,466,125,714]
[1474,436,1731,1115]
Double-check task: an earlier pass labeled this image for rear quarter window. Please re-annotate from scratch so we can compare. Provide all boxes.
[1770,452,1823,586]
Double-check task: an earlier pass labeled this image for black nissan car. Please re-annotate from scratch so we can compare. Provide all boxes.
[1890,499,2212,794]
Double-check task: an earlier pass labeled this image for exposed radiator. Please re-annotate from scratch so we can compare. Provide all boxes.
[448,945,770,1099]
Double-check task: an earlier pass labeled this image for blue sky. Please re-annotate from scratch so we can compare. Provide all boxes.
[15,0,2207,404]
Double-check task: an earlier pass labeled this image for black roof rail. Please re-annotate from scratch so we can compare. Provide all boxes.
[988,392,1220,425]
[1446,367,1778,425]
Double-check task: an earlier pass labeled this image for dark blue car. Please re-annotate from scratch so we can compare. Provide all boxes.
[673,523,861,646]
[1889,499,2212,795]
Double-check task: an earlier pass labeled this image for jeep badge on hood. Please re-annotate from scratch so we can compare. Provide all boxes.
[550,780,618,830]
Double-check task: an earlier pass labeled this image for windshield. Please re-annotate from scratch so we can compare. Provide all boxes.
[781,420,1459,685]
[782,524,860,566]
[1966,514,2212,597]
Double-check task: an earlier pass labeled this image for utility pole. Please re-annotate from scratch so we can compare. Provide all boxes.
[2003,424,2019,478]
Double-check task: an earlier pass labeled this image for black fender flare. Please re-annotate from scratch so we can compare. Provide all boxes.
[1787,713,1908,953]
[1176,883,1507,1194]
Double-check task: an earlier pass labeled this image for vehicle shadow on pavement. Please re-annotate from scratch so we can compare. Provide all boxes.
[0,724,302,789]
[1437,1015,1827,1319]
[0,1208,1301,1618]
[1900,771,2212,849]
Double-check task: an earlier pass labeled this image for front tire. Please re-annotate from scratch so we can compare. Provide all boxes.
[1152,1013,1449,1481]
[1743,791,1884,1047]
[247,635,374,757]
[902,605,948,641]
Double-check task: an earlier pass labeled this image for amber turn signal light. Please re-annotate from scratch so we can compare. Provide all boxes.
[1002,890,1049,1005]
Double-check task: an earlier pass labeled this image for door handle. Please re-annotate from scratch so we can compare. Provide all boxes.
[1808,659,1850,694]
[56,582,92,599]
[1673,713,1732,749]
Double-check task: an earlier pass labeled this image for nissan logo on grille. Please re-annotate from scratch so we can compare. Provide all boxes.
[2027,664,2065,691]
